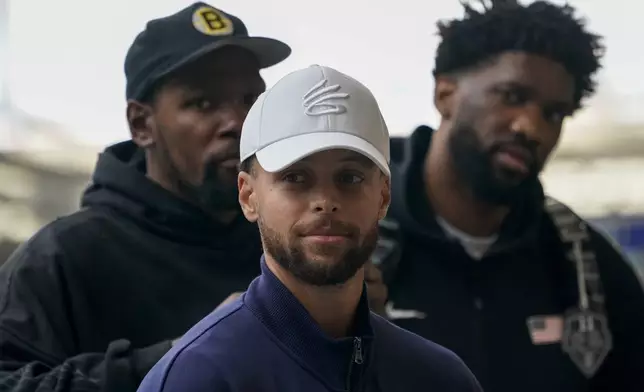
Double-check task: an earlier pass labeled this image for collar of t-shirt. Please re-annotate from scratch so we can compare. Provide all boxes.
[435,215,498,260]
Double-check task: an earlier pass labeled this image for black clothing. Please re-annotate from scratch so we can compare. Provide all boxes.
[386,126,644,392]
[0,141,262,391]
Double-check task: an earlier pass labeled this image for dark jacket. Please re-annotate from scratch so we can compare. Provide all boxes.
[384,126,644,392]
[0,141,263,392]
[138,257,483,392]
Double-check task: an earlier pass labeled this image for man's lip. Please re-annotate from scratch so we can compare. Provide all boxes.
[497,145,532,163]
[304,231,350,237]
[303,235,350,244]
[494,150,529,174]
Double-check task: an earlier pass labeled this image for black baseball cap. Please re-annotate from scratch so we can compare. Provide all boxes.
[124,2,291,101]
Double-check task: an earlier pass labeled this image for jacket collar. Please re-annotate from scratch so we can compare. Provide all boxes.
[245,257,374,391]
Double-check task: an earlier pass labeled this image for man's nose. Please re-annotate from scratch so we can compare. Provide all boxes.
[216,104,248,138]
[511,104,544,143]
[313,203,339,213]
[310,187,340,214]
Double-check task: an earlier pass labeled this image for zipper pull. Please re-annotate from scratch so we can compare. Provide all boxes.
[353,337,364,364]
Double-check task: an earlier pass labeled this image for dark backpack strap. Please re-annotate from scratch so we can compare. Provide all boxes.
[544,196,613,378]
[544,196,607,313]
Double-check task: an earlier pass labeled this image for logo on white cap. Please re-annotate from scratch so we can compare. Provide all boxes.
[240,64,390,176]
[302,79,350,116]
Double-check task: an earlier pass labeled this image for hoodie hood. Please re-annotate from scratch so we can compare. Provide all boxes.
[388,126,546,255]
[81,141,257,247]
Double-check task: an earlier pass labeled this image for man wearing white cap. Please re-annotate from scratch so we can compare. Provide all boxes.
[138,65,481,392]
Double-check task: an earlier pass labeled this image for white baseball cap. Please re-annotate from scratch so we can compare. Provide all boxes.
[240,64,390,176]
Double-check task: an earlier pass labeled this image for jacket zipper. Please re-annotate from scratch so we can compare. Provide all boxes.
[346,337,364,391]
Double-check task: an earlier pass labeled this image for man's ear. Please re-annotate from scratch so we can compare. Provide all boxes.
[434,75,458,121]
[127,100,156,148]
[238,171,258,222]
[378,175,391,221]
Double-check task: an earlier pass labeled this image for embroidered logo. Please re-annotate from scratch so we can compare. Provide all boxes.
[302,78,349,116]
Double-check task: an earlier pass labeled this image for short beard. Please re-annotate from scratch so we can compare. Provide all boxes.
[156,133,239,214]
[258,217,378,286]
[448,119,540,206]
[176,161,240,213]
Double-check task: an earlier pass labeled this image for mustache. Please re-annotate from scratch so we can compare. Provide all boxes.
[210,150,240,163]
[202,150,241,172]
[489,134,539,162]
[206,136,242,164]
[296,218,359,237]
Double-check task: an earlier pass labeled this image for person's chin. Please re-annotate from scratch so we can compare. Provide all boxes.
[493,166,530,187]
[302,249,348,266]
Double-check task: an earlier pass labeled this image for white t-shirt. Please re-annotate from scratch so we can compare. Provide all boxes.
[435,216,498,260]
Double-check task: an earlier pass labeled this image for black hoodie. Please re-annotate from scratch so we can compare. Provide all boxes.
[385,127,644,392]
[0,141,263,392]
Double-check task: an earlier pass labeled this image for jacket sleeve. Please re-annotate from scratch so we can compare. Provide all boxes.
[0,239,173,392]
[589,228,644,392]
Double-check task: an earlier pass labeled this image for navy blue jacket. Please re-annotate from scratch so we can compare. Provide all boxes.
[138,258,482,392]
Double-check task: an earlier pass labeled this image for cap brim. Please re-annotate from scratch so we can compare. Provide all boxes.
[163,36,291,77]
[255,131,390,177]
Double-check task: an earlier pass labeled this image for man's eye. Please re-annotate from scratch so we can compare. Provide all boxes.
[339,173,364,184]
[188,97,213,111]
[282,173,306,183]
[544,109,566,125]
[548,113,563,124]
[502,89,527,106]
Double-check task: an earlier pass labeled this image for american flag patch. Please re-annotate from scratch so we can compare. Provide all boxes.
[526,315,563,345]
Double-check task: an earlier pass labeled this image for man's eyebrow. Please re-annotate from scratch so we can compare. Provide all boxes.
[339,154,375,167]
[494,81,575,112]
